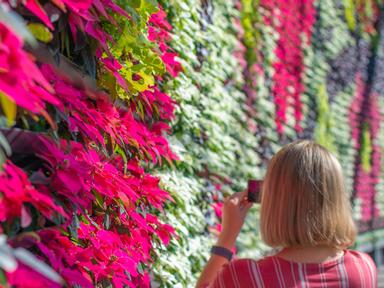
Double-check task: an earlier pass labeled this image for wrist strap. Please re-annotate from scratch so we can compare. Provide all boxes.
[211,245,233,261]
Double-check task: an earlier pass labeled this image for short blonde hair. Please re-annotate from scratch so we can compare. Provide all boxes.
[260,140,356,249]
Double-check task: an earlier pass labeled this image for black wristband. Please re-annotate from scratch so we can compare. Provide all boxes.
[210,245,233,261]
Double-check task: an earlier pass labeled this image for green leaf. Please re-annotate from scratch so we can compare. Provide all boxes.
[360,122,372,172]
[314,84,336,153]
[27,23,53,43]
[343,0,356,31]
[0,92,16,127]
[0,269,7,286]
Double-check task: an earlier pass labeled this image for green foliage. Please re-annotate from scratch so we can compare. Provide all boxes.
[329,85,357,195]
[314,84,336,152]
[241,0,261,64]
[100,0,164,101]
[360,122,372,172]
[303,0,356,196]
[27,23,53,43]
[343,0,356,31]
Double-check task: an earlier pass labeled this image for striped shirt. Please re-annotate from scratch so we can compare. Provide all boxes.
[210,250,377,287]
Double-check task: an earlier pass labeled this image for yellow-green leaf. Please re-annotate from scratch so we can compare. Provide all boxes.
[343,0,356,31]
[27,23,53,43]
[360,122,372,172]
[0,92,16,126]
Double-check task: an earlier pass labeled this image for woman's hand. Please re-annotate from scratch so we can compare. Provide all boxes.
[196,191,253,288]
[216,191,253,249]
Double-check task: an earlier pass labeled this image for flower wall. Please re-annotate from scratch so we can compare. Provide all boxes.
[0,1,179,287]
[1,0,384,287]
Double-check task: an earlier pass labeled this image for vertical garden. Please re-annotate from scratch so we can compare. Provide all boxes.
[0,0,383,287]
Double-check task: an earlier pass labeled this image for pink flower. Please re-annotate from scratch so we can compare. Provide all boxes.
[0,23,60,116]
[0,161,66,225]
[140,87,176,120]
[24,0,54,29]
[6,263,61,288]
[148,7,182,77]
[161,52,183,78]
[261,0,315,134]
[37,228,94,288]
[211,202,223,218]
[40,64,177,164]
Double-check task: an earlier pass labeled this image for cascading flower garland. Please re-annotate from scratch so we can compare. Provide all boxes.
[261,0,316,134]
[350,76,382,230]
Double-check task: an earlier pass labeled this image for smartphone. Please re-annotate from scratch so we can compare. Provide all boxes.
[247,179,262,203]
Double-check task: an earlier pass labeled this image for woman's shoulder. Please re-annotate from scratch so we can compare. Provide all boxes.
[344,249,377,266]
[344,249,377,275]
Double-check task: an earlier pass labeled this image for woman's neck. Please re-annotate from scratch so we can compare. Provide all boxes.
[276,245,345,264]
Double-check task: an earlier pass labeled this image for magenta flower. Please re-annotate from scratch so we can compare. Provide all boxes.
[37,138,94,209]
[0,161,66,225]
[37,228,94,288]
[1,2,178,287]
[0,23,60,117]
[40,64,176,164]
[24,0,54,29]
[6,262,61,288]
[350,77,382,224]
[140,87,176,121]
[148,7,182,78]
[261,0,315,133]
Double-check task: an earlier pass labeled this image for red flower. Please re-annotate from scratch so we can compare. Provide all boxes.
[0,161,66,225]
[261,0,315,134]
[0,23,60,116]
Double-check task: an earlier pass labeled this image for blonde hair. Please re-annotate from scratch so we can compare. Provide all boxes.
[260,140,356,249]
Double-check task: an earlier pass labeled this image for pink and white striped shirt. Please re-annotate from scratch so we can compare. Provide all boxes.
[210,250,377,287]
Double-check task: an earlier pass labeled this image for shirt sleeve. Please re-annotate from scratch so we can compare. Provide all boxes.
[361,252,378,286]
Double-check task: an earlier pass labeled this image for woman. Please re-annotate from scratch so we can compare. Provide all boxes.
[197,140,377,287]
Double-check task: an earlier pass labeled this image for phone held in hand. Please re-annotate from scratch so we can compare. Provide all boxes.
[247,179,262,203]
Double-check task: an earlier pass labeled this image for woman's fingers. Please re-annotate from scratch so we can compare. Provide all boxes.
[224,191,253,215]
[225,191,250,206]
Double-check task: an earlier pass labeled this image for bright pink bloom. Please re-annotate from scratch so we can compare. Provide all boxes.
[261,0,316,134]
[40,64,176,164]
[0,23,60,116]
[148,7,182,77]
[349,76,382,225]
[140,87,176,120]
[37,228,94,288]
[211,202,223,218]
[0,161,66,224]
[6,263,61,288]
[24,0,54,29]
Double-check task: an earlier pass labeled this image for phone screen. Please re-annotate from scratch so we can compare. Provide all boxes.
[248,179,261,203]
